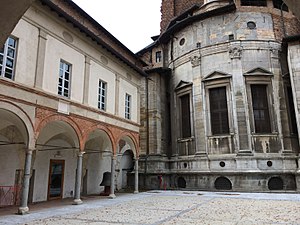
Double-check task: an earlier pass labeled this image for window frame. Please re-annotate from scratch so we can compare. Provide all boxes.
[273,0,289,12]
[98,79,107,111]
[155,51,162,63]
[58,60,72,98]
[0,36,17,80]
[203,73,233,137]
[125,93,131,120]
[175,82,193,140]
[250,84,272,133]
[209,86,230,135]
[244,75,275,134]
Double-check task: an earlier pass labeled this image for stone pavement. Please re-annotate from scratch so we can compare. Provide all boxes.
[1,191,300,225]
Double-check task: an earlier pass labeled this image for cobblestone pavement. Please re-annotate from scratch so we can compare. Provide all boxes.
[1,191,300,225]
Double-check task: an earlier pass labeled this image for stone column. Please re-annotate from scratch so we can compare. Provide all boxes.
[73,151,84,205]
[18,149,33,215]
[109,155,116,199]
[134,158,139,194]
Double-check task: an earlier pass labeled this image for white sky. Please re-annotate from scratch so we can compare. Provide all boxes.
[72,0,161,53]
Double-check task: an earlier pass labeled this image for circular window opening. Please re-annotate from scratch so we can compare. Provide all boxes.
[267,161,272,167]
[215,177,232,190]
[247,21,256,29]
[179,38,185,46]
[178,177,186,188]
[219,161,226,167]
[183,163,188,168]
[268,177,283,190]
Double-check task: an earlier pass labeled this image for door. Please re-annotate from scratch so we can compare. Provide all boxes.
[48,160,65,200]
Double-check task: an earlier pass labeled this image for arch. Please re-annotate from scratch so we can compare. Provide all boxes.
[35,114,82,150]
[0,100,35,149]
[268,176,284,190]
[116,132,139,158]
[214,177,232,190]
[82,124,115,154]
[177,177,186,188]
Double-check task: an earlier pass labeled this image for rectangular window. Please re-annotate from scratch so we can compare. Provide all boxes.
[180,94,191,138]
[155,51,161,63]
[273,0,289,12]
[98,80,107,111]
[125,93,131,119]
[241,0,267,6]
[209,87,229,135]
[251,84,271,133]
[0,37,17,80]
[58,60,71,98]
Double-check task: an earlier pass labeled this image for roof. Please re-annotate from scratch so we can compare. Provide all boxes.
[40,0,148,76]
[137,2,236,55]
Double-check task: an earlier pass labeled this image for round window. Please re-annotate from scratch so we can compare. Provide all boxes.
[247,21,256,29]
[179,38,185,46]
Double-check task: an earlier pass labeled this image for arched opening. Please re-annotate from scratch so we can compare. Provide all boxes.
[116,136,137,191]
[177,177,186,188]
[215,177,232,190]
[0,108,30,206]
[83,129,112,195]
[35,120,80,202]
[268,177,284,190]
[120,150,134,190]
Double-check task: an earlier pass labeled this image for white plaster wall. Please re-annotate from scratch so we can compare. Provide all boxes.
[119,79,138,122]
[0,143,23,186]
[89,60,116,114]
[43,35,85,103]
[86,153,111,194]
[32,140,77,202]
[10,19,38,86]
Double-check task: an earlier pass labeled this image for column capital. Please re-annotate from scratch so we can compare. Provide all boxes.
[26,148,35,154]
[78,151,85,157]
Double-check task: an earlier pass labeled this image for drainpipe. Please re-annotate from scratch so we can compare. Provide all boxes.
[144,76,150,188]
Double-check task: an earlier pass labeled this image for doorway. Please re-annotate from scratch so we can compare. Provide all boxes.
[48,160,65,200]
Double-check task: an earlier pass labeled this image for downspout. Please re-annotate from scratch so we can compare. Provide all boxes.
[144,75,150,187]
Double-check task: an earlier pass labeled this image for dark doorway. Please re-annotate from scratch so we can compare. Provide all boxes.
[48,160,65,200]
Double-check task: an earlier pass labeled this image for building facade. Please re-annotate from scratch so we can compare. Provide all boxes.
[0,0,143,214]
[138,0,300,192]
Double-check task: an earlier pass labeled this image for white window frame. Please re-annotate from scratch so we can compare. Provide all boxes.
[58,60,71,98]
[125,93,131,119]
[98,79,107,111]
[0,37,17,80]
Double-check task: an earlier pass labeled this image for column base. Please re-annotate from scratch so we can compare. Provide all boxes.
[134,190,139,194]
[18,206,29,215]
[73,198,83,205]
[108,194,116,199]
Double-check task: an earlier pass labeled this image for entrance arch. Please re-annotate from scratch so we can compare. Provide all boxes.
[116,134,138,191]
[34,120,80,202]
[0,104,34,206]
[83,128,113,195]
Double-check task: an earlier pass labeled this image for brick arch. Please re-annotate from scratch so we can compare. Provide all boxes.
[0,100,35,149]
[35,114,83,150]
[116,131,139,158]
[81,124,115,153]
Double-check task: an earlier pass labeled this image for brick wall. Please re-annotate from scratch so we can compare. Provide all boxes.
[161,0,204,32]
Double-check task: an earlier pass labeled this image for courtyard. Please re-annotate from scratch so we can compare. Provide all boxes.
[1,191,300,225]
